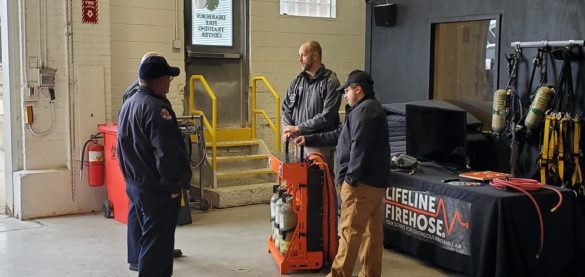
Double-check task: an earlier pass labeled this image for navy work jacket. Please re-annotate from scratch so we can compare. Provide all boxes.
[117,86,191,194]
[304,95,390,188]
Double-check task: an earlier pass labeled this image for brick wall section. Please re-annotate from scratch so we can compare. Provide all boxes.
[19,1,362,167]
[21,1,111,169]
[250,0,365,150]
[110,0,186,122]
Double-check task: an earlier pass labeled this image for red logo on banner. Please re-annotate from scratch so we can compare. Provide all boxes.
[82,0,98,24]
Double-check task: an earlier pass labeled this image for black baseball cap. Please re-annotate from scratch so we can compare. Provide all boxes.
[138,56,180,80]
[337,69,374,92]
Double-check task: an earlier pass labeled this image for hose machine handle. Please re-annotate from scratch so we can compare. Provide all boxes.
[284,137,304,160]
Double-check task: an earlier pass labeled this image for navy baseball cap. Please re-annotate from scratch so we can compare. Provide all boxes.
[138,56,180,80]
[337,70,374,92]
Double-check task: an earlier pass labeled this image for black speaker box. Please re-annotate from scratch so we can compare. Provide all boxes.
[374,3,396,27]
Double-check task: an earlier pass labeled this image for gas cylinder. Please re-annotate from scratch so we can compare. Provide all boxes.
[270,187,279,241]
[279,195,297,255]
[525,86,553,131]
[274,197,284,250]
[492,89,509,133]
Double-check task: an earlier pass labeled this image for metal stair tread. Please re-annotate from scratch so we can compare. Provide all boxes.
[206,140,259,148]
[216,154,268,162]
[216,168,274,178]
[206,182,276,193]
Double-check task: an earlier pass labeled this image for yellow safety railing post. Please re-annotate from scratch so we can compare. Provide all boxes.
[189,75,217,170]
[251,83,257,139]
[251,76,281,152]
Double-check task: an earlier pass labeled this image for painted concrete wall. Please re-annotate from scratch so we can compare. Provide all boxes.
[110,0,186,122]
[11,0,110,219]
[7,0,365,218]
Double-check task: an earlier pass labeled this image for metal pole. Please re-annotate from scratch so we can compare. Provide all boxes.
[510,40,585,49]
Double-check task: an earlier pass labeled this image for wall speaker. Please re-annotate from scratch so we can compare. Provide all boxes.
[374,3,396,27]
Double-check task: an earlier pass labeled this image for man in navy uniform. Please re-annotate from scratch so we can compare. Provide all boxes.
[121,52,185,272]
[117,54,191,276]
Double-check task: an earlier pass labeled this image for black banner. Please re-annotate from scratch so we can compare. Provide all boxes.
[384,185,471,255]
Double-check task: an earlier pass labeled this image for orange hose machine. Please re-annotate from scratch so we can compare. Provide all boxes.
[267,145,338,274]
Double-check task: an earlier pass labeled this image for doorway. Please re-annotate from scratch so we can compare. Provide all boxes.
[431,16,500,129]
[184,0,249,128]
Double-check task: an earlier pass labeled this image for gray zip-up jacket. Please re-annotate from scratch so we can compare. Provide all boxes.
[282,66,342,135]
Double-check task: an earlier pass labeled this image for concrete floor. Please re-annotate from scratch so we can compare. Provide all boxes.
[0,204,458,276]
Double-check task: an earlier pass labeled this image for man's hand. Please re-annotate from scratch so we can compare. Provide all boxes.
[282,132,292,143]
[171,193,180,199]
[283,125,300,136]
[295,136,306,146]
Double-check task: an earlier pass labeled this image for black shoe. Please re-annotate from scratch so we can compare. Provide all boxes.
[173,249,183,258]
[129,264,138,272]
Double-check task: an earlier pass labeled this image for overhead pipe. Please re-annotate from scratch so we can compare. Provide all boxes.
[511,40,584,49]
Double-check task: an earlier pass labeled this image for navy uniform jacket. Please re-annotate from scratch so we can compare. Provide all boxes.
[122,80,139,103]
[282,66,342,135]
[117,86,191,194]
[304,95,390,188]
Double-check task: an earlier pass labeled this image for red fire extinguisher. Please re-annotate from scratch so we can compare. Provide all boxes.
[81,134,104,187]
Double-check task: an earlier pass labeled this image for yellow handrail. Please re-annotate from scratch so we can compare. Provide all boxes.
[189,75,217,170]
[251,76,281,152]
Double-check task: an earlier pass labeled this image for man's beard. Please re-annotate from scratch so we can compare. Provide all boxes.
[301,60,313,72]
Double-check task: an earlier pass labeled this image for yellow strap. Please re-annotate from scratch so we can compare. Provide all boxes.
[541,115,553,184]
[547,116,560,183]
[558,115,568,182]
[572,117,583,186]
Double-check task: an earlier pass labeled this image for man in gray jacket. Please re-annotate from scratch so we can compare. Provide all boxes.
[282,41,341,166]
[295,70,390,277]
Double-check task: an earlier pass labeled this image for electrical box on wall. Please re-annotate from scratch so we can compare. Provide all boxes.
[38,68,56,88]
[23,86,39,102]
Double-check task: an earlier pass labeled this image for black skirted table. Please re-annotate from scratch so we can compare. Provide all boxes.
[383,163,585,277]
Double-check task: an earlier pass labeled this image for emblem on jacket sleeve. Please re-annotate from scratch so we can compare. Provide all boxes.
[161,108,172,120]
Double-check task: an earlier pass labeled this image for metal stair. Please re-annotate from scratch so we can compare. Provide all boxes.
[187,75,281,209]
[196,135,276,208]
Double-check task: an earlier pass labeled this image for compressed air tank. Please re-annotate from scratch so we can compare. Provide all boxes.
[525,86,553,131]
[491,89,509,133]
[279,195,297,255]
[270,187,279,240]
[274,197,284,250]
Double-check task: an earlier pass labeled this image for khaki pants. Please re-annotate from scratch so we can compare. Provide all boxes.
[327,182,385,277]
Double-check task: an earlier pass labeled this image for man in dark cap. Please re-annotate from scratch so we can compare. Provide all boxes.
[295,70,390,277]
[117,53,191,276]
[121,52,184,272]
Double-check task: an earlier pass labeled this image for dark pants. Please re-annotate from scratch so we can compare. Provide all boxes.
[127,200,141,265]
[126,184,180,277]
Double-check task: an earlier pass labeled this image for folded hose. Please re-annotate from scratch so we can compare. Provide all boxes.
[307,153,338,264]
[489,177,563,259]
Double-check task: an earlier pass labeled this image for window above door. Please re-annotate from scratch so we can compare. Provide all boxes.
[280,0,336,18]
